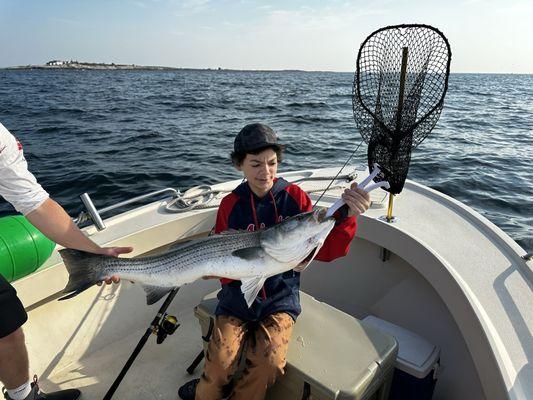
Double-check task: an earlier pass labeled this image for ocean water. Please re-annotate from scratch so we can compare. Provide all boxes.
[0,70,531,252]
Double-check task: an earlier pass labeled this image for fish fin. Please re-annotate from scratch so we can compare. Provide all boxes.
[218,229,240,235]
[167,237,204,252]
[232,247,265,261]
[240,275,267,308]
[58,249,108,301]
[142,285,174,305]
[168,229,244,251]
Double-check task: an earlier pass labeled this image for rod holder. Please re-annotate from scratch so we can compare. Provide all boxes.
[80,192,106,231]
[386,193,395,222]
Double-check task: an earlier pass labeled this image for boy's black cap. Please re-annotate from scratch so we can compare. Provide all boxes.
[234,123,279,153]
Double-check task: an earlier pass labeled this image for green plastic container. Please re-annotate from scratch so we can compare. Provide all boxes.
[0,216,56,282]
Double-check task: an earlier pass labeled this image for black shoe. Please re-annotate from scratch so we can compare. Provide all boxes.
[177,378,233,400]
[177,378,199,400]
[3,376,81,400]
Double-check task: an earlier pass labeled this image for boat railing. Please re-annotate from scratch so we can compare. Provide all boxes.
[74,188,180,230]
[163,172,360,214]
[74,171,361,231]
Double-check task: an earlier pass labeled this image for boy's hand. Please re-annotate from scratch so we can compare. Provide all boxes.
[341,182,371,217]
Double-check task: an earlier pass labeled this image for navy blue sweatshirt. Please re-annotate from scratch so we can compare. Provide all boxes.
[214,177,357,321]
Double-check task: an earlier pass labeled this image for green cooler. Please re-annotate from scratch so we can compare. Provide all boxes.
[194,291,398,400]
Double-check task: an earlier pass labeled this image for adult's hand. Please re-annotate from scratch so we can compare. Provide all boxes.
[96,246,134,285]
[98,246,134,257]
[25,199,134,285]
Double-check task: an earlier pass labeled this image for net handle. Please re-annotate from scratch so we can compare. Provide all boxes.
[395,47,409,134]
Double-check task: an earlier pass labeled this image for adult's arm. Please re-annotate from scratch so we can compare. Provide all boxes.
[25,198,131,257]
[1,123,131,282]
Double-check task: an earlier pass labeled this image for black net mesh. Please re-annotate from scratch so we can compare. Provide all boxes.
[353,24,451,194]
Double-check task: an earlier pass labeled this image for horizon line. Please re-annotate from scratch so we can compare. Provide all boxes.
[1,62,531,75]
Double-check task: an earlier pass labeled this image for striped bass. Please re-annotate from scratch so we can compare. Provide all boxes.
[59,207,336,307]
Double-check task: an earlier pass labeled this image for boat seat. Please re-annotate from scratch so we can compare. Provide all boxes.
[189,290,398,400]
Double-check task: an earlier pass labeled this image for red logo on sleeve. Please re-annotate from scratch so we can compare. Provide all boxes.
[17,141,22,151]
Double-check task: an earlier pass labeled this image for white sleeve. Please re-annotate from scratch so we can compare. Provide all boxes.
[0,123,49,215]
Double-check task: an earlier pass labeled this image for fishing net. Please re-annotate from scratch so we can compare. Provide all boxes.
[353,24,451,194]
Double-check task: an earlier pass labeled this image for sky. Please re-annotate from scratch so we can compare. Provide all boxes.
[0,0,532,73]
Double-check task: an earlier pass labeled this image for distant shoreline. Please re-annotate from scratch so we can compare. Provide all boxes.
[2,61,308,73]
[2,65,313,73]
[4,62,188,71]
[1,62,531,75]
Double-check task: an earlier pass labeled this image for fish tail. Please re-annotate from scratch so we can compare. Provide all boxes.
[58,248,109,301]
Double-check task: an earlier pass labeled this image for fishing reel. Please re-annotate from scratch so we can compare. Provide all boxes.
[154,314,180,344]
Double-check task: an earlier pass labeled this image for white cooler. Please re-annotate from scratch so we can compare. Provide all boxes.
[362,316,440,400]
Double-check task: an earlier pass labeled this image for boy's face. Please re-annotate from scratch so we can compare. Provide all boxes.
[237,148,278,197]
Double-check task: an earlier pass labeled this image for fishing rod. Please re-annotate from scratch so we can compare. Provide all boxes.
[103,288,180,400]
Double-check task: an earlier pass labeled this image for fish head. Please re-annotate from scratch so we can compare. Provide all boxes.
[260,207,336,264]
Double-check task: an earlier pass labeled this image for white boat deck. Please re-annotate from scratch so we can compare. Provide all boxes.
[13,166,532,399]
[42,307,204,400]
[23,278,222,400]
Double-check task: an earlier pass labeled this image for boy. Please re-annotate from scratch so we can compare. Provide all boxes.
[179,123,370,400]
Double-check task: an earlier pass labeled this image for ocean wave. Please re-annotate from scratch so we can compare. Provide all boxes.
[47,107,85,115]
[35,126,62,134]
[329,93,353,98]
[285,101,329,109]
[279,115,342,124]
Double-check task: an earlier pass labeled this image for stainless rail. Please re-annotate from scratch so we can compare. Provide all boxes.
[74,188,180,230]
[80,193,106,231]
[73,170,360,230]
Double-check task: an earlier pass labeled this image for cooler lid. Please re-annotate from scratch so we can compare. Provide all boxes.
[362,315,440,379]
